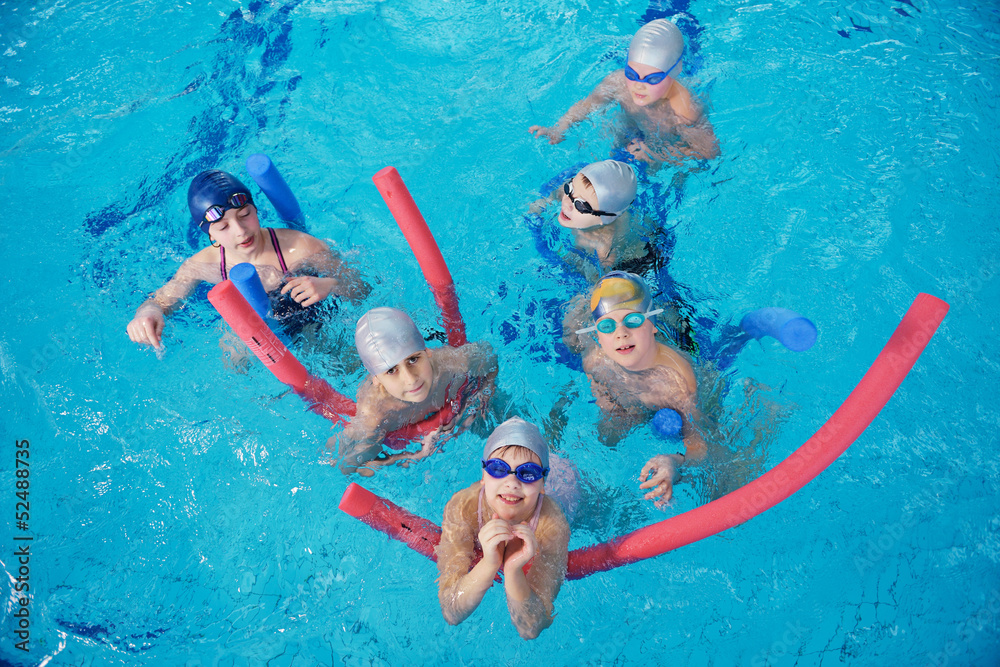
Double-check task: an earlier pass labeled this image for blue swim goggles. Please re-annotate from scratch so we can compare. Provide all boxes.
[576,308,663,335]
[483,458,548,484]
[624,53,683,86]
[202,192,252,225]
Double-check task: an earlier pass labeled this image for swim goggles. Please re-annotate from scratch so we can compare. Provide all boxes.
[482,458,549,484]
[563,181,617,218]
[576,308,664,335]
[202,192,252,225]
[624,53,683,86]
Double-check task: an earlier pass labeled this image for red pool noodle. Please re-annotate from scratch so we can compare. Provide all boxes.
[208,280,356,425]
[338,293,949,579]
[340,483,442,560]
[372,166,467,348]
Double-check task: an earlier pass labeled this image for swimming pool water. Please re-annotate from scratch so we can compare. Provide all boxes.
[1,0,998,664]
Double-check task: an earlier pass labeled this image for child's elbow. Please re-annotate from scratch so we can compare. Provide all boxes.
[442,610,463,627]
[516,616,552,640]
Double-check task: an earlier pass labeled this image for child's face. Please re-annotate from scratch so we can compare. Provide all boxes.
[481,448,544,524]
[625,61,674,107]
[559,174,605,230]
[208,204,261,252]
[595,308,659,371]
[373,349,434,403]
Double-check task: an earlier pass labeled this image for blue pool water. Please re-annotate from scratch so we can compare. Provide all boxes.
[1,0,998,664]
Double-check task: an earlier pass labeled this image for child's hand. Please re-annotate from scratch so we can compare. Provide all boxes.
[626,138,657,164]
[502,523,538,571]
[639,454,683,507]
[528,125,565,145]
[281,276,336,307]
[416,428,442,459]
[478,515,513,571]
[127,304,165,349]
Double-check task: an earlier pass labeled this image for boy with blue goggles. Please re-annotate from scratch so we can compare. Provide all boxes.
[529,18,719,166]
[436,418,569,639]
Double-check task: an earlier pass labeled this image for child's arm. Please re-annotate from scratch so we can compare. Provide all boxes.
[529,73,618,144]
[638,355,707,504]
[501,501,570,639]
[278,231,371,307]
[458,341,499,382]
[332,384,398,475]
[126,256,213,348]
[437,487,510,626]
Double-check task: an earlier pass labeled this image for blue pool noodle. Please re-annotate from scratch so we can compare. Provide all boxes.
[246,154,306,232]
[652,408,683,440]
[229,263,291,346]
[740,307,817,352]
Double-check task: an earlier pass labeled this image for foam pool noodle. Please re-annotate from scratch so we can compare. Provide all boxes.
[740,307,817,352]
[228,263,292,346]
[246,154,306,232]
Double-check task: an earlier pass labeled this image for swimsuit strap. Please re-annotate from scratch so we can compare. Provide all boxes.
[478,484,486,531]
[528,491,544,531]
[220,229,285,282]
[268,228,289,274]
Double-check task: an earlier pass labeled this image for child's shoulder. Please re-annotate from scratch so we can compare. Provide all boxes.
[272,227,327,253]
[534,497,570,554]
[666,81,702,124]
[443,481,481,522]
[654,343,697,392]
[181,246,222,281]
[539,496,570,536]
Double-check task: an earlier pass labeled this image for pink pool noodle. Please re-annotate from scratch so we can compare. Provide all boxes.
[372,166,467,348]
[208,280,357,425]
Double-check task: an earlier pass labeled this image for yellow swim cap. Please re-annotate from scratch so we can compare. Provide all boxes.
[590,271,652,319]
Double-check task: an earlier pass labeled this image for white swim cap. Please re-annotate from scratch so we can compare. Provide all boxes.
[628,19,684,73]
[483,417,549,469]
[578,160,637,220]
[590,271,652,319]
[355,307,426,376]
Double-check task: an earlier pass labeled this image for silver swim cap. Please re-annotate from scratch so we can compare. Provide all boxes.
[590,271,652,319]
[628,19,684,73]
[355,307,426,376]
[578,160,637,220]
[483,417,549,469]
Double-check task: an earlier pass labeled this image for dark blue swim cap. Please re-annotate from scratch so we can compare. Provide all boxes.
[188,170,254,234]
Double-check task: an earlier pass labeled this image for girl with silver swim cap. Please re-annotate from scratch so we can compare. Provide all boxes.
[333,307,498,476]
[528,18,719,165]
[563,270,707,507]
[126,169,369,350]
[437,416,569,639]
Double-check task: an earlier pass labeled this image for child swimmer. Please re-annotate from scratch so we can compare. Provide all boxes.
[565,271,706,505]
[436,417,569,640]
[126,170,368,349]
[333,307,498,475]
[529,19,719,166]
[533,159,659,280]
